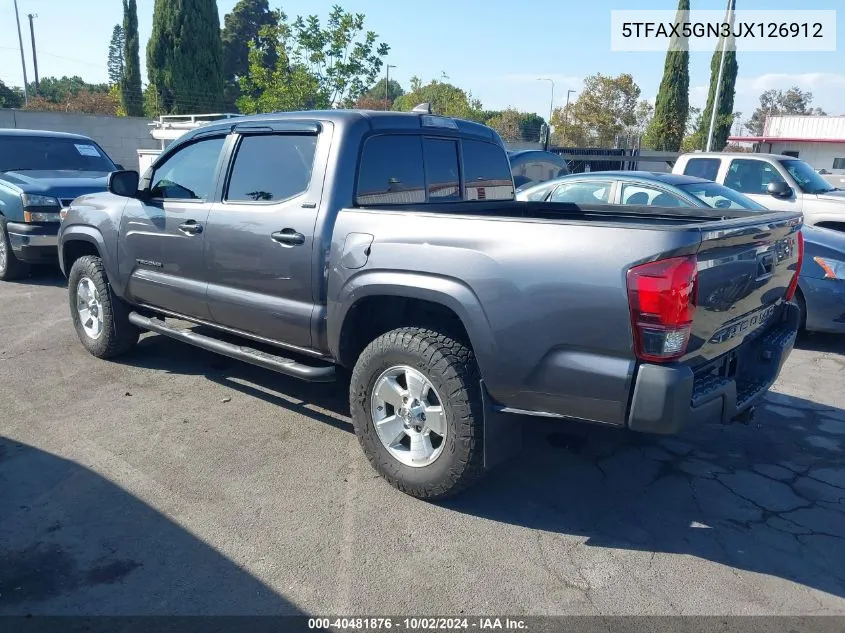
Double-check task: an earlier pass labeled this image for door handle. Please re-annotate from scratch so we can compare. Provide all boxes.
[178,220,203,235]
[271,228,305,246]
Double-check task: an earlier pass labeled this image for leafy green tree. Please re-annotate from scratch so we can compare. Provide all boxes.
[485,109,546,142]
[221,0,278,109]
[147,0,224,114]
[237,20,326,113]
[644,0,689,151]
[696,34,738,151]
[359,78,404,108]
[122,0,144,116]
[393,77,483,121]
[291,6,389,106]
[0,80,24,108]
[550,73,641,146]
[238,7,389,113]
[28,76,109,104]
[107,25,126,86]
[746,87,826,135]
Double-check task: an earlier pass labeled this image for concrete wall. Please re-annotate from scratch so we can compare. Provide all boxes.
[0,110,159,171]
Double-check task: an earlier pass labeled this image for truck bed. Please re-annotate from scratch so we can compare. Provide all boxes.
[329,202,802,427]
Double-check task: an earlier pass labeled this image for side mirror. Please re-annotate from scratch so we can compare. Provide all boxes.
[107,170,140,198]
[767,180,793,199]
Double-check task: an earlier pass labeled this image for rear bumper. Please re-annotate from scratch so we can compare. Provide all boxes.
[627,302,800,434]
[6,222,59,264]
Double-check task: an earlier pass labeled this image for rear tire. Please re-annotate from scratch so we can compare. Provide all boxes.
[349,327,485,500]
[0,221,31,281]
[68,255,139,358]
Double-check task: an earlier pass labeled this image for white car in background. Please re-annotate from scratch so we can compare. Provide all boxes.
[674,152,845,232]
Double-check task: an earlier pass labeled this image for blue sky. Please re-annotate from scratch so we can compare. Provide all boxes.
[1,0,843,125]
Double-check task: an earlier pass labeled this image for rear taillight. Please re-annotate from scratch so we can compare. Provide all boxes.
[627,255,699,363]
[784,230,804,301]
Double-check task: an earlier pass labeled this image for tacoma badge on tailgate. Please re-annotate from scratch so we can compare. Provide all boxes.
[709,304,777,345]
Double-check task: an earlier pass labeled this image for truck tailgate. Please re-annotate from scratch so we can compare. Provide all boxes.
[685,214,803,367]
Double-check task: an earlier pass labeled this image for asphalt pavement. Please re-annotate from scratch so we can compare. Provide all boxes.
[1,269,844,616]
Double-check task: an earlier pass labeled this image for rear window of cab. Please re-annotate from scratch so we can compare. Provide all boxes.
[355,134,513,205]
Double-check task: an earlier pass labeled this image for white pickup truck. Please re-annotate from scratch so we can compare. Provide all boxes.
[674,152,845,232]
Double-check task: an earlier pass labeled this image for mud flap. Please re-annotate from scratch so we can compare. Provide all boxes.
[481,379,523,470]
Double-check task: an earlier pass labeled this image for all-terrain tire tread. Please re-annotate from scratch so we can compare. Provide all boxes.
[68,255,139,359]
[349,326,484,500]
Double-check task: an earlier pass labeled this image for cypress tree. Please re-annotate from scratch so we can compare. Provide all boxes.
[697,2,738,151]
[121,0,144,117]
[644,0,689,151]
[147,0,224,114]
[107,25,125,87]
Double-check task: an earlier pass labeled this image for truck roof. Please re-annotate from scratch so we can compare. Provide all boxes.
[179,109,499,143]
[0,128,98,142]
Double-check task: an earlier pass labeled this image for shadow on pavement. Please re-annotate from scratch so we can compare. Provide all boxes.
[113,330,845,601]
[795,332,845,355]
[125,332,353,434]
[444,390,845,600]
[0,437,302,615]
[7,266,67,288]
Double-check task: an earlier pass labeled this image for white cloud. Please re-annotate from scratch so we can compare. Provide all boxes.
[735,72,845,93]
[689,72,845,116]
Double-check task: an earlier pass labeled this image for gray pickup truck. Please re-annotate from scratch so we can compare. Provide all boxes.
[58,108,804,499]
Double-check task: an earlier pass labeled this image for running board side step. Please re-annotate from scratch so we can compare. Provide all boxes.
[128,312,336,382]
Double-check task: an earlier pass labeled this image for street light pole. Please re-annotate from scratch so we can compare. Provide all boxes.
[537,77,555,127]
[385,64,396,110]
[13,0,29,105]
[28,13,39,96]
[562,89,575,146]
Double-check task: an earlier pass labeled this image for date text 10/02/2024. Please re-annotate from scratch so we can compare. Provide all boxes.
[308,618,529,630]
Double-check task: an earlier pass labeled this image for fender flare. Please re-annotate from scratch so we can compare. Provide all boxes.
[328,270,498,378]
[58,226,122,293]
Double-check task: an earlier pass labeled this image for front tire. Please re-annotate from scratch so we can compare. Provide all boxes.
[0,221,31,281]
[68,255,139,358]
[349,327,485,500]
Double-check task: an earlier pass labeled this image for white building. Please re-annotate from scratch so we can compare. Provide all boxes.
[729,115,845,175]
[137,113,241,173]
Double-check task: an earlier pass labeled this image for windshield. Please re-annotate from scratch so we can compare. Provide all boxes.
[0,136,116,173]
[677,181,768,211]
[780,159,837,194]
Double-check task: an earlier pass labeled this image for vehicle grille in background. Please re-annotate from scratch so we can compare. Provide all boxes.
[61,199,75,207]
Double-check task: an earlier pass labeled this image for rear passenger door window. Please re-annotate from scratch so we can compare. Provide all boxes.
[462,140,514,201]
[620,183,691,208]
[356,136,426,205]
[683,158,720,182]
[226,134,317,202]
[550,181,612,204]
[423,138,460,201]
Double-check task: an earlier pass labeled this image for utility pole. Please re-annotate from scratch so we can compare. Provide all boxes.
[706,0,735,152]
[385,64,396,111]
[14,0,29,105]
[28,13,39,96]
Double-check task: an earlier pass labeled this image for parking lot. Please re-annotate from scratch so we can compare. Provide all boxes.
[1,269,844,616]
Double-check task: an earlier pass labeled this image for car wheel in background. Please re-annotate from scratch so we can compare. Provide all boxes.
[0,221,32,281]
[68,255,139,358]
[349,327,485,500]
